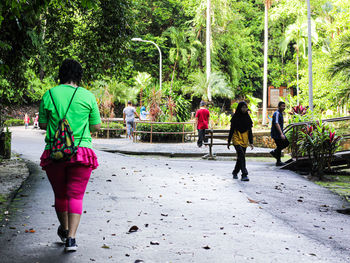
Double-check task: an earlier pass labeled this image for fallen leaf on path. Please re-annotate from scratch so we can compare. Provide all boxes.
[150,241,160,245]
[128,225,139,233]
[101,244,110,249]
[247,198,259,204]
[202,245,210,250]
[161,213,168,217]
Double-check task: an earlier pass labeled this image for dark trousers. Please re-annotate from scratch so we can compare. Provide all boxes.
[197,129,208,147]
[233,145,248,175]
[273,138,290,162]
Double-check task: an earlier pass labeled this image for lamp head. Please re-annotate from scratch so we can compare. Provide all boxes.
[131,38,143,41]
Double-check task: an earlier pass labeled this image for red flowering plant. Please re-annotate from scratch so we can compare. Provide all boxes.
[297,120,342,180]
[286,104,312,156]
[288,104,310,124]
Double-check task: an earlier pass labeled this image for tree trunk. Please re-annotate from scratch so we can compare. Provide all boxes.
[307,0,313,111]
[296,47,299,105]
[0,131,11,159]
[262,4,269,125]
[206,0,212,101]
[170,53,178,96]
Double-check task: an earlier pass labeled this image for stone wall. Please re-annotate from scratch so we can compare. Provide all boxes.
[253,130,275,149]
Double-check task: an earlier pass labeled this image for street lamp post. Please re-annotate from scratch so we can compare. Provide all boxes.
[132,38,162,90]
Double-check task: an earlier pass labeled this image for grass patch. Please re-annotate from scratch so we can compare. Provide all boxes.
[316,174,350,202]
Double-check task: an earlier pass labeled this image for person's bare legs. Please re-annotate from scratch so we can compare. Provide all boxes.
[68,213,81,238]
[57,211,68,230]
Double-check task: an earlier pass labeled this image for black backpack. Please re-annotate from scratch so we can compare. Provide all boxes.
[49,88,86,161]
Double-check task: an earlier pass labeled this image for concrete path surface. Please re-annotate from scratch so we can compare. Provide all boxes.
[0,127,349,263]
[92,137,272,158]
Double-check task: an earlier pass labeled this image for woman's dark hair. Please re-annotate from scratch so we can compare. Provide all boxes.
[235,101,248,115]
[231,101,252,133]
[58,59,83,85]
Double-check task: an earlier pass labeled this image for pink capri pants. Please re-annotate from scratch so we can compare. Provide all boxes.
[45,163,92,214]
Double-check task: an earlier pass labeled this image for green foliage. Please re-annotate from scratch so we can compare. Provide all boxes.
[136,122,193,142]
[207,105,231,129]
[329,33,350,81]
[4,119,24,127]
[297,120,342,179]
[173,94,191,122]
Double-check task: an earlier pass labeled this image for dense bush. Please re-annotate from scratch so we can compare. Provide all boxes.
[136,123,194,142]
[4,119,25,127]
[94,122,125,138]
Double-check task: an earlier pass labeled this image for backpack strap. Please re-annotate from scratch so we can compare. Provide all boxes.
[77,122,88,147]
[63,87,79,119]
[49,89,60,119]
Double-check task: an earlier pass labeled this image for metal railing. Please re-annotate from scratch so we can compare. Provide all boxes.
[283,116,350,160]
[95,118,126,139]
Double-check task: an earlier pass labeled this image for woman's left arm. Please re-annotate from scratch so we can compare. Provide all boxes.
[248,128,254,149]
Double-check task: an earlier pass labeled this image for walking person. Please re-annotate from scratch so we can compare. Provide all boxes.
[24,113,30,129]
[39,59,101,252]
[227,101,254,182]
[140,106,149,120]
[195,101,210,147]
[33,112,39,129]
[123,101,140,139]
[270,101,289,166]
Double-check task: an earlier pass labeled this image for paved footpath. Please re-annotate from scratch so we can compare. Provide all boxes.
[0,127,350,263]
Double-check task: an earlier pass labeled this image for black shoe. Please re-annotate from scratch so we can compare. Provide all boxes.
[276,162,286,167]
[241,175,249,181]
[65,237,78,252]
[232,172,238,179]
[270,150,277,159]
[57,225,68,243]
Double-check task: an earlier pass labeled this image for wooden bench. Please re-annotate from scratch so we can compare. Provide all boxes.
[204,129,230,158]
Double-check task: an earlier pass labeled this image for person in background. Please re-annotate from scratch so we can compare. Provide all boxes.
[270,101,289,166]
[33,113,39,129]
[195,101,210,147]
[39,59,101,252]
[24,113,30,129]
[140,106,149,120]
[123,101,140,139]
[227,101,254,182]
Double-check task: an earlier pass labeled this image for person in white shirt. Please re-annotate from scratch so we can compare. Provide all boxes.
[123,101,140,139]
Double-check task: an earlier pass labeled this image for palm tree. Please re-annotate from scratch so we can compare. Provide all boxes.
[163,27,189,95]
[134,72,152,107]
[280,18,318,104]
[186,69,234,100]
[329,34,350,81]
[262,0,276,125]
